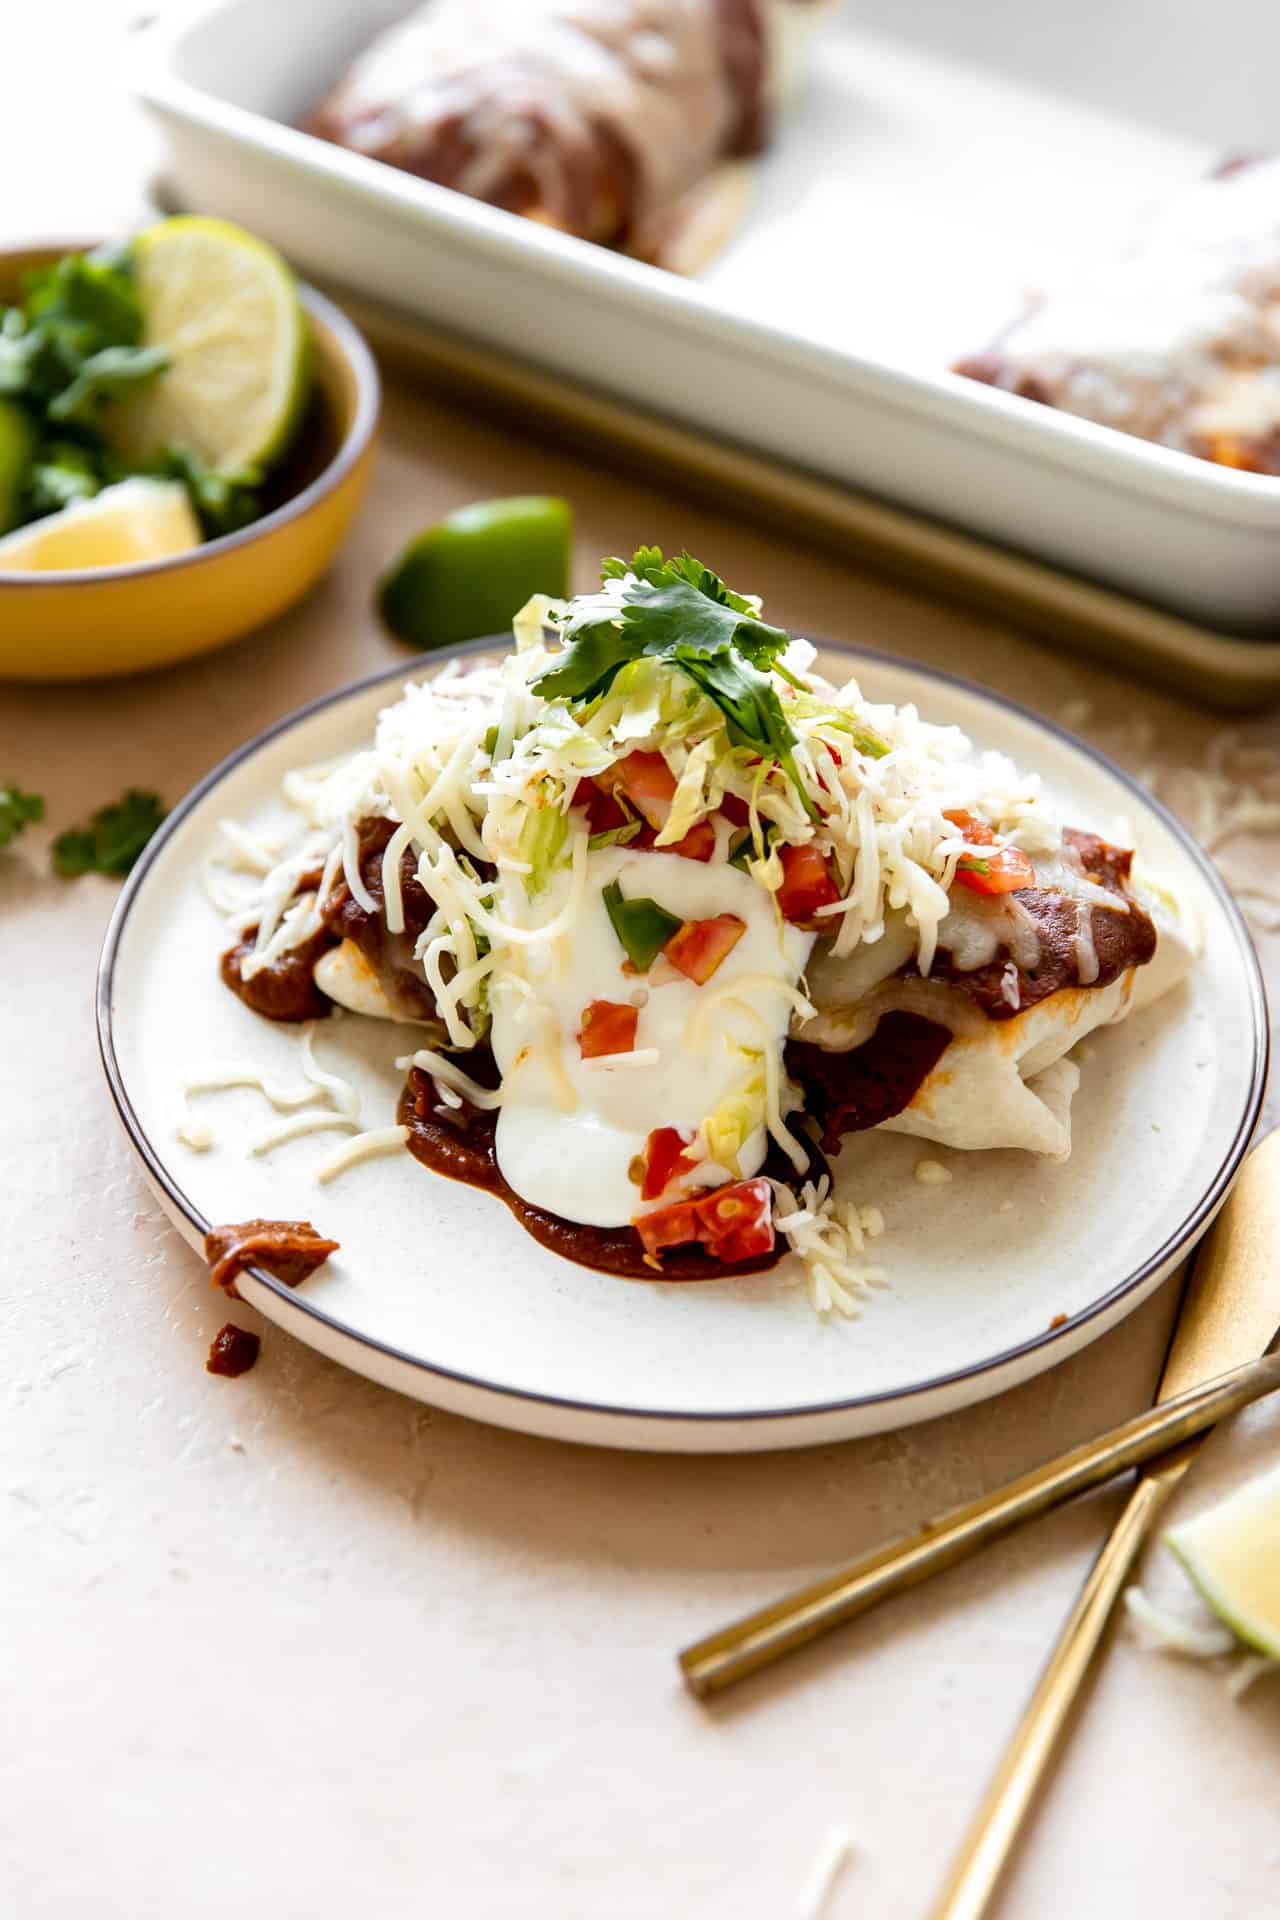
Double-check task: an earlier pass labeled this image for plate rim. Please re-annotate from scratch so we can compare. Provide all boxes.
[97,639,1270,1430]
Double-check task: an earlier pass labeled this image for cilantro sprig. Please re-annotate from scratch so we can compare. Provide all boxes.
[0,248,168,438]
[0,245,263,538]
[51,790,165,878]
[0,781,44,849]
[533,548,816,809]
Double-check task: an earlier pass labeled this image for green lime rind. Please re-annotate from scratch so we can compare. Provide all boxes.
[106,216,311,476]
[1165,1464,1280,1661]
[379,496,574,651]
[0,399,36,535]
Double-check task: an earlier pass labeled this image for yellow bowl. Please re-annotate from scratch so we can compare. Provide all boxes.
[0,243,379,681]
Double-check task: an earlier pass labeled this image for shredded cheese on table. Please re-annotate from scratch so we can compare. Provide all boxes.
[795,1826,855,1920]
[1061,702,1280,937]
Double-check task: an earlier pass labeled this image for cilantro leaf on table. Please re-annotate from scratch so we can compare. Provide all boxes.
[0,782,44,849]
[51,790,165,878]
[534,549,813,805]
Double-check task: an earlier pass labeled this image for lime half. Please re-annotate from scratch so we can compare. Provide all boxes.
[106,216,309,474]
[0,478,201,572]
[1166,1463,1280,1659]
[380,496,573,650]
[0,398,35,535]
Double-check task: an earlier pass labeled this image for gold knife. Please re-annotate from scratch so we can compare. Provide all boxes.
[928,1126,1280,1919]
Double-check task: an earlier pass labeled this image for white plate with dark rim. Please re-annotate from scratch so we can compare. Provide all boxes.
[98,641,1268,1452]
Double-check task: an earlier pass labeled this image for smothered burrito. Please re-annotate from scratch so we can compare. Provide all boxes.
[213,548,1198,1296]
[304,0,835,270]
[955,155,1280,474]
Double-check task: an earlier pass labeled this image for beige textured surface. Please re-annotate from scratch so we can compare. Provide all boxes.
[4,12,1280,1916]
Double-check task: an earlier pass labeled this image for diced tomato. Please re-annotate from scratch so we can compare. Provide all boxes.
[633,1198,702,1257]
[664,913,746,984]
[612,750,677,829]
[952,847,1035,894]
[943,809,1035,895]
[574,777,631,837]
[633,1178,775,1264]
[720,793,752,828]
[944,808,994,843]
[578,758,714,860]
[577,1000,639,1059]
[640,1126,697,1201]
[776,842,840,926]
[694,1180,775,1261]
[664,818,716,863]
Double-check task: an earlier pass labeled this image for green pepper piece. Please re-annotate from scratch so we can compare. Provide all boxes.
[379,495,573,651]
[602,880,683,971]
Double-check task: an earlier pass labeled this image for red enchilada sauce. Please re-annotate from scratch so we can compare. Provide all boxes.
[206,1323,261,1378]
[204,1219,340,1300]
[219,812,1160,1260]
[396,1061,805,1281]
[221,817,448,1026]
[787,1013,953,1156]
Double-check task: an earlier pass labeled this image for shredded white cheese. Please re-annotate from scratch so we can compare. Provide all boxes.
[300,1021,361,1120]
[249,1110,360,1157]
[1123,1586,1236,1658]
[772,1177,888,1321]
[398,1048,504,1110]
[1061,704,1280,938]
[914,1158,953,1187]
[316,1125,411,1185]
[795,1825,855,1920]
[176,1114,215,1153]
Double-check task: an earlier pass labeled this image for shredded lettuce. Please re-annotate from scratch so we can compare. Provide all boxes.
[655,739,713,849]
[588,821,642,851]
[701,1058,768,1173]
[518,802,570,897]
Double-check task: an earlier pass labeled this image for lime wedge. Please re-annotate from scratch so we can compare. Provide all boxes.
[105,216,309,474]
[1166,1463,1280,1659]
[0,398,35,535]
[380,496,573,650]
[0,477,201,572]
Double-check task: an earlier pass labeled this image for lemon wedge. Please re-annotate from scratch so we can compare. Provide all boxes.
[105,216,309,474]
[0,478,201,572]
[1166,1462,1280,1660]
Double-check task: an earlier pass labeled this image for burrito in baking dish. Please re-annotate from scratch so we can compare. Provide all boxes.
[956,156,1280,474]
[304,0,832,270]
[212,548,1198,1299]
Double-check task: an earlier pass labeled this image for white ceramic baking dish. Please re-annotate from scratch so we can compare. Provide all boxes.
[131,0,1280,633]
